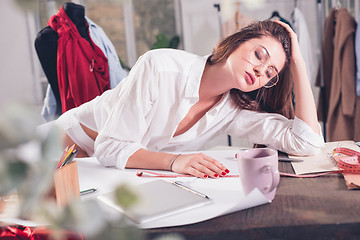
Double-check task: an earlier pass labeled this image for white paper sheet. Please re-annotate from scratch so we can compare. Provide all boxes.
[77,150,270,229]
[0,150,271,229]
[290,141,359,175]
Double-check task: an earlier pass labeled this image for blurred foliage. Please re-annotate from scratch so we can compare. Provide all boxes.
[133,0,177,55]
[115,184,139,210]
[151,34,179,50]
[0,159,28,196]
[154,234,185,240]
[0,102,62,218]
[0,102,144,239]
[0,102,42,150]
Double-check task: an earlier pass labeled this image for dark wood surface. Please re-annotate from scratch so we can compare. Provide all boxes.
[145,162,360,240]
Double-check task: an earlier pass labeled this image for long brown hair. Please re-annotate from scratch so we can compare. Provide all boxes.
[208,20,294,119]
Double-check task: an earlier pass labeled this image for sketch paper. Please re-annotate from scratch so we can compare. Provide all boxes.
[290,141,359,175]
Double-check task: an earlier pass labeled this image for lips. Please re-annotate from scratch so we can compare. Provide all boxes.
[245,71,255,85]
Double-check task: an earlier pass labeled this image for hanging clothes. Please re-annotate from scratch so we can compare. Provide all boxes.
[221,2,254,39]
[48,6,110,113]
[86,17,127,89]
[41,16,128,122]
[291,7,315,84]
[316,8,360,141]
[41,85,58,121]
[355,14,360,97]
[269,11,293,29]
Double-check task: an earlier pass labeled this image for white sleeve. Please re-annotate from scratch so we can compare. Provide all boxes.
[228,110,325,156]
[94,52,158,169]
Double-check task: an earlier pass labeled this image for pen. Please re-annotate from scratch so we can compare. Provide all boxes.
[172,181,210,199]
[80,188,98,196]
[278,157,304,162]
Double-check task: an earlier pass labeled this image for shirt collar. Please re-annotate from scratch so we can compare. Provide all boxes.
[85,17,97,29]
[184,54,209,98]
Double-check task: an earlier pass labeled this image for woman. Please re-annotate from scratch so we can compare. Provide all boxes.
[56,20,324,179]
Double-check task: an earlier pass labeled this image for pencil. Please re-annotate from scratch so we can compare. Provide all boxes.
[57,146,69,168]
[60,148,78,168]
[58,144,75,168]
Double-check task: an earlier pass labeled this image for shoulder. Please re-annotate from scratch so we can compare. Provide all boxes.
[139,49,206,73]
[142,48,199,60]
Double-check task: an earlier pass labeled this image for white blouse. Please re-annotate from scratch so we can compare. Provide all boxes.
[57,49,325,169]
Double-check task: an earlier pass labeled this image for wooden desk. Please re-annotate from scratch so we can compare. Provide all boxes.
[145,162,360,240]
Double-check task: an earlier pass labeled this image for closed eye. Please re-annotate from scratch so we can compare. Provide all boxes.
[254,50,261,61]
[266,66,277,79]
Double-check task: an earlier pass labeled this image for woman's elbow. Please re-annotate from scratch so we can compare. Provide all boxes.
[287,138,325,156]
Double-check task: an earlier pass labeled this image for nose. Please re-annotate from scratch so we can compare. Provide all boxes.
[253,64,267,77]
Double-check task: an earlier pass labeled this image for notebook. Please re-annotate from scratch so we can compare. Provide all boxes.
[97,180,212,224]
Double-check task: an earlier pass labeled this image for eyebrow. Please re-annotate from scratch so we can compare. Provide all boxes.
[259,44,279,73]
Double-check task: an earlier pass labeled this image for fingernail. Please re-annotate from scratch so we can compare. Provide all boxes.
[225,169,230,173]
[214,174,219,178]
[221,172,226,176]
[203,175,208,178]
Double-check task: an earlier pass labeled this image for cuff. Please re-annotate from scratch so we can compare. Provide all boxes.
[292,116,325,149]
[115,143,145,170]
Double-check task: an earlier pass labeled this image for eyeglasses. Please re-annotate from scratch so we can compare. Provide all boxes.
[247,44,279,88]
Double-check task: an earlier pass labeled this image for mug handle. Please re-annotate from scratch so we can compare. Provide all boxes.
[262,164,280,193]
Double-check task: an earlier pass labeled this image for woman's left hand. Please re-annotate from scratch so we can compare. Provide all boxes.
[273,19,320,135]
[170,153,230,179]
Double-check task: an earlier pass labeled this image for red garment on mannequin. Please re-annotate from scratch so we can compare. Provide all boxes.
[48,7,110,113]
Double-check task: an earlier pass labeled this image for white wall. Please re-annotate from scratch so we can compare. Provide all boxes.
[179,0,222,56]
[0,0,44,110]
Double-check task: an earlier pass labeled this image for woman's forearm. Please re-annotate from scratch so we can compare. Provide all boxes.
[274,20,321,135]
[126,148,229,179]
[291,59,320,134]
[126,148,175,170]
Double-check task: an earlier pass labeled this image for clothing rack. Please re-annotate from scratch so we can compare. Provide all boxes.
[316,0,360,141]
[316,0,327,141]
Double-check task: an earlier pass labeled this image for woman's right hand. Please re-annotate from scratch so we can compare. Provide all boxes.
[170,153,230,179]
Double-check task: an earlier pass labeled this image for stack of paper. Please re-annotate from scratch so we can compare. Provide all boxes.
[290,141,360,189]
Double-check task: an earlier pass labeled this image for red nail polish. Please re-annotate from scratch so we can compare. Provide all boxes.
[225,169,230,173]
[221,172,226,175]
[204,175,208,178]
[214,174,219,177]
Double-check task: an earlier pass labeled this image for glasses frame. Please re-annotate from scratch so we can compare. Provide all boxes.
[247,43,279,88]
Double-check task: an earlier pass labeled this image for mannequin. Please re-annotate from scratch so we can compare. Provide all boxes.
[35,26,61,116]
[34,2,92,117]
[62,2,92,45]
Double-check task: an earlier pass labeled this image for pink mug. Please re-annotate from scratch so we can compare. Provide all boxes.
[236,148,280,201]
